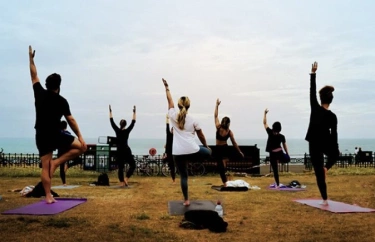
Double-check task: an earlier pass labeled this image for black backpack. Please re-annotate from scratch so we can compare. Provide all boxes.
[97,173,109,186]
[180,210,228,233]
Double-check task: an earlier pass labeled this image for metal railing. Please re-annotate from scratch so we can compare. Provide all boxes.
[1,152,374,174]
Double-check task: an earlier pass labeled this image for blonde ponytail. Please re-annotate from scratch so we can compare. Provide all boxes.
[177,96,190,130]
[177,107,187,129]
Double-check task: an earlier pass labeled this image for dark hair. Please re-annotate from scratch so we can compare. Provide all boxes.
[319,85,334,104]
[272,122,282,133]
[45,73,62,91]
[120,119,127,129]
[60,120,68,130]
[220,117,231,130]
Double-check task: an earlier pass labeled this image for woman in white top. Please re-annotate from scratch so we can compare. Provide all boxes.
[162,78,210,206]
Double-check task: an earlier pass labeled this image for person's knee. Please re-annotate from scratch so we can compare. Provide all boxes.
[79,145,87,154]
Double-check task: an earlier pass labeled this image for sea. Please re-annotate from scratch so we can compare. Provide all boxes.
[0,137,374,158]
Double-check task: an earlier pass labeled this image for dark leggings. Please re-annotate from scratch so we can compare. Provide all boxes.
[309,143,338,200]
[270,151,283,186]
[174,153,196,201]
[60,163,67,184]
[59,157,82,184]
[166,154,176,181]
[215,145,229,184]
[117,148,136,182]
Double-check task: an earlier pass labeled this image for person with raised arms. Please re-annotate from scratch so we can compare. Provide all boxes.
[109,105,137,187]
[305,62,339,205]
[162,78,211,206]
[29,46,87,204]
[214,98,244,186]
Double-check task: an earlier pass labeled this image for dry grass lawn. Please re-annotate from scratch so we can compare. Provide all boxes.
[0,167,375,242]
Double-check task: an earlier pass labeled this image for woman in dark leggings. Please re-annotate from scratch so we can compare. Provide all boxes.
[305,62,339,206]
[163,114,176,183]
[263,109,289,188]
[162,78,210,206]
[109,105,137,187]
[214,98,244,186]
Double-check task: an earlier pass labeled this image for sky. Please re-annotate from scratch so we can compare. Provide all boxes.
[0,0,374,140]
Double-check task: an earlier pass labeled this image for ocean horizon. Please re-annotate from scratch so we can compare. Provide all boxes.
[0,137,374,158]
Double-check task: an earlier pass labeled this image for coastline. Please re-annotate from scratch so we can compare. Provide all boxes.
[0,137,373,157]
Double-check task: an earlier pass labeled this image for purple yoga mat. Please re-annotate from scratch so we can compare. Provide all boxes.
[294,199,375,213]
[268,187,306,191]
[1,198,87,216]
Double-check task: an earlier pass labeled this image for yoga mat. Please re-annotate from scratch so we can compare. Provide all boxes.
[51,185,80,189]
[168,200,215,216]
[268,187,306,192]
[110,185,133,189]
[294,199,375,213]
[211,185,248,192]
[1,198,87,216]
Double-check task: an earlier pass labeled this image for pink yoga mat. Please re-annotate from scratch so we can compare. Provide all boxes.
[294,199,375,213]
[1,198,87,216]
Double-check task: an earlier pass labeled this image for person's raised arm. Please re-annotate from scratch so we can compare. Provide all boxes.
[229,131,244,158]
[132,105,136,121]
[109,105,119,132]
[214,98,221,129]
[29,46,40,85]
[310,62,319,109]
[263,108,269,129]
[162,78,174,109]
[65,115,87,149]
[127,106,136,132]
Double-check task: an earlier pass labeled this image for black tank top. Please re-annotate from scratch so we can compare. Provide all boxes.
[216,128,230,141]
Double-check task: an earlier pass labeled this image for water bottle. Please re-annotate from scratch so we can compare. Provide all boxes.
[215,200,223,217]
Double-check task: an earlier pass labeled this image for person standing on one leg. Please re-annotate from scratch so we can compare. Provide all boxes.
[263,109,289,188]
[163,114,176,184]
[162,78,210,206]
[305,62,339,206]
[109,105,137,187]
[29,46,87,203]
[214,98,244,186]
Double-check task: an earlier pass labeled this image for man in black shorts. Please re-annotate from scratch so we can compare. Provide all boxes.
[29,46,87,203]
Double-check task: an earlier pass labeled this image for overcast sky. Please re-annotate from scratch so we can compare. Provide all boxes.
[0,0,374,140]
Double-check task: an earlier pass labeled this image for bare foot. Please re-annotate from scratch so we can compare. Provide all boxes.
[45,194,56,204]
[172,180,176,184]
[183,200,190,206]
[63,184,67,186]
[119,181,125,187]
[319,200,328,206]
[124,177,129,186]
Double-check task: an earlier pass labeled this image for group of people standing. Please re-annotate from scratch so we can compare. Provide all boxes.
[29,44,338,206]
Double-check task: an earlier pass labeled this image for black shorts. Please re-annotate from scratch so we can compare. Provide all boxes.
[214,144,230,160]
[36,132,75,157]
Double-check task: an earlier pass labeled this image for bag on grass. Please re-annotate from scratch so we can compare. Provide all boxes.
[180,210,228,233]
[97,173,109,186]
